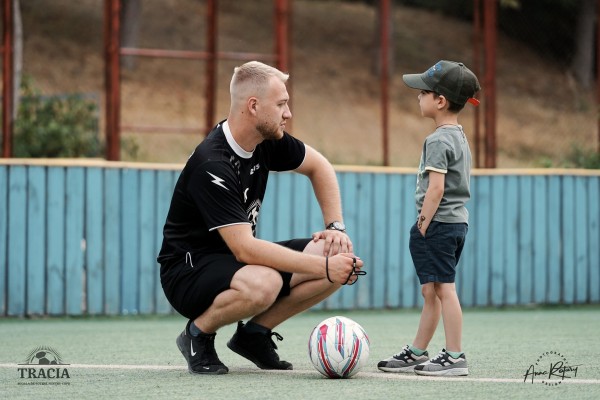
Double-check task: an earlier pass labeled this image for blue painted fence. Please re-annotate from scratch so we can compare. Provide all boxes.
[1,160,599,316]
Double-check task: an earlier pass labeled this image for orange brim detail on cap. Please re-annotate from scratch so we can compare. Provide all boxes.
[467,98,480,106]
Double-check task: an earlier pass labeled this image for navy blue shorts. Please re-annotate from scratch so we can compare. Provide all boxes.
[409,221,468,285]
[160,238,312,320]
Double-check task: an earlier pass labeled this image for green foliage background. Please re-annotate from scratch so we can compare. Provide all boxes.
[13,76,102,158]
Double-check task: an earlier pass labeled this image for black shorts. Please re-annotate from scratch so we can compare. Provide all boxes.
[409,221,468,284]
[160,238,312,320]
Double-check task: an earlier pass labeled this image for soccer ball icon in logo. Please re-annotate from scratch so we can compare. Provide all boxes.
[28,349,60,365]
[308,316,370,378]
[24,346,63,365]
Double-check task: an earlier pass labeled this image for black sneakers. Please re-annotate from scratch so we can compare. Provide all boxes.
[176,320,229,375]
[226,321,293,370]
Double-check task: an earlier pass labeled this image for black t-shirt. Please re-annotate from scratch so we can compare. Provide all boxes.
[157,120,306,267]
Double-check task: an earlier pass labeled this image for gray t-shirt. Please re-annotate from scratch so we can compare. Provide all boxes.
[415,125,472,223]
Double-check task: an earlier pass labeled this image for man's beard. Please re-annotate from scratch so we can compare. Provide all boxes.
[256,120,282,141]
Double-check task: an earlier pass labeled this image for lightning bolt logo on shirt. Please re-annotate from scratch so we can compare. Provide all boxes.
[207,172,228,190]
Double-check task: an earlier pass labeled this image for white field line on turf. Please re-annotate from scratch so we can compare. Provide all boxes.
[2,364,599,385]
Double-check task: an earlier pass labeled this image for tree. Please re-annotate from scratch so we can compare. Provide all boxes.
[571,0,596,88]
[13,0,22,119]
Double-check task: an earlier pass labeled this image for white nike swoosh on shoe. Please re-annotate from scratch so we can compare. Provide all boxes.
[191,342,197,356]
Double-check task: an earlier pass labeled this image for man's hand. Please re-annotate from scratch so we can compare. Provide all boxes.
[312,229,353,256]
[325,253,364,285]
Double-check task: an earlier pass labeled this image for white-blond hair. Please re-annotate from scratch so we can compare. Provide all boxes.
[230,61,289,105]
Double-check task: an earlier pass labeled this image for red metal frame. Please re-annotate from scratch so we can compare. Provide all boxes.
[380,0,390,166]
[472,0,482,168]
[483,0,497,168]
[597,0,600,152]
[103,0,290,161]
[1,0,13,158]
[2,0,597,161]
[104,0,121,161]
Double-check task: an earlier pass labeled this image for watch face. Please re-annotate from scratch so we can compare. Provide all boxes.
[329,221,345,231]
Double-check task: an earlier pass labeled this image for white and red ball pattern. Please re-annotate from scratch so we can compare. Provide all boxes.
[308,316,370,378]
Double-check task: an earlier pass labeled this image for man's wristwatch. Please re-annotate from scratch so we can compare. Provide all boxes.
[326,221,346,233]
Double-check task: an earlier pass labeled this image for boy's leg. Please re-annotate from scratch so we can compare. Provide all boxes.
[377,282,439,373]
[412,282,441,350]
[414,282,468,376]
[436,282,463,353]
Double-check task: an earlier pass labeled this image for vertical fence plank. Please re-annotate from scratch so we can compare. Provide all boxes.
[474,176,491,306]
[47,167,65,315]
[533,176,548,303]
[139,170,157,314]
[459,179,477,307]
[385,174,402,308]
[354,173,373,309]
[65,167,85,315]
[291,174,312,238]
[257,173,277,242]
[589,177,600,303]
[518,176,533,304]
[561,176,576,304]
[547,176,562,303]
[27,166,47,315]
[0,166,7,315]
[7,166,27,315]
[155,169,177,314]
[574,176,588,304]
[86,167,104,315]
[308,172,325,233]
[504,176,519,305]
[371,174,388,309]
[401,174,418,308]
[104,168,121,315]
[273,172,293,241]
[121,168,140,314]
[490,176,506,306]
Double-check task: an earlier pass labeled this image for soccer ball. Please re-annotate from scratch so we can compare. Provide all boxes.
[308,316,370,378]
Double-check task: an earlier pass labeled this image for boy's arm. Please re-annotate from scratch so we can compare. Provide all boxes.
[417,171,445,236]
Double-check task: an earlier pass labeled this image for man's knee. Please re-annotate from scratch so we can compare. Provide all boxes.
[235,266,283,309]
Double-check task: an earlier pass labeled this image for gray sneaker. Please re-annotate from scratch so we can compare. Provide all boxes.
[414,349,469,376]
[377,345,429,373]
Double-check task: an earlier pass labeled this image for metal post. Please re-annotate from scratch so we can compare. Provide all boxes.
[483,0,497,168]
[2,0,14,158]
[380,0,390,166]
[275,0,290,72]
[275,0,291,131]
[104,0,121,160]
[204,0,217,135]
[597,0,600,152]
[472,0,482,168]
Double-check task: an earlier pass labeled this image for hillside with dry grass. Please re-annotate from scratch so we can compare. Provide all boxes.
[19,0,597,167]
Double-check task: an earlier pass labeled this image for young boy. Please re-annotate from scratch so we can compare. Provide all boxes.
[378,60,480,376]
